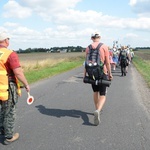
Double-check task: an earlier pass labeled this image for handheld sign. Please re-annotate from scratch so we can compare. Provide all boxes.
[27,92,34,105]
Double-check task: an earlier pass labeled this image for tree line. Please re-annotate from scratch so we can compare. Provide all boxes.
[133,47,150,51]
[16,46,85,53]
[16,46,150,53]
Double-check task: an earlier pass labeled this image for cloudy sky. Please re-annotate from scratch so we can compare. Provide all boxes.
[0,0,150,50]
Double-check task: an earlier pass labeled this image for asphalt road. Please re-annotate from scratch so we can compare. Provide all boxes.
[0,64,150,150]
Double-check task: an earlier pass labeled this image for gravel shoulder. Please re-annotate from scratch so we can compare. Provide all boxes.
[131,64,150,114]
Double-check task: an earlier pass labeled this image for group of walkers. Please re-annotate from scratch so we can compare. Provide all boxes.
[83,32,134,127]
[109,45,134,76]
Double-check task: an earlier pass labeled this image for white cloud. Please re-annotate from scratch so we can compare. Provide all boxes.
[3,1,150,31]
[2,0,32,19]
[0,27,9,32]
[4,22,19,27]
[21,0,81,9]
[129,0,137,6]
[11,27,40,40]
[129,0,150,16]
[129,0,150,6]
[126,33,138,38]
[20,0,82,18]
[1,0,150,49]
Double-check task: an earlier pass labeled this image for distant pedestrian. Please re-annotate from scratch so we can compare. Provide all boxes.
[84,32,113,126]
[130,49,134,62]
[112,47,119,70]
[118,46,130,76]
[0,31,30,145]
[109,47,114,68]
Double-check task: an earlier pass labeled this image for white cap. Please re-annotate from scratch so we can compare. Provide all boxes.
[91,32,100,38]
[0,31,10,41]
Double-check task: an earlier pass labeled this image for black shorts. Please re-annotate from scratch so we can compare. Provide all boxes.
[121,59,127,67]
[91,74,108,96]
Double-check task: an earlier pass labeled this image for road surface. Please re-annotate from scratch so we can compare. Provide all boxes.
[0,64,150,150]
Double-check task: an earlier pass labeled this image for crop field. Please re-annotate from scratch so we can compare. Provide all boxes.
[134,49,150,61]
[18,52,85,62]
[18,52,85,71]
[17,52,85,84]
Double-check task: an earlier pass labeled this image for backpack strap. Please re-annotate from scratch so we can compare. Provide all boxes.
[88,43,103,51]
[86,43,103,65]
[88,44,92,50]
[96,43,103,50]
[96,43,103,64]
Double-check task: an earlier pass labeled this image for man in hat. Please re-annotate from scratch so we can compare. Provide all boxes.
[84,32,113,126]
[0,31,30,145]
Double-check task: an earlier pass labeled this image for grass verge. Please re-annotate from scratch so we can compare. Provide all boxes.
[133,55,150,88]
[24,57,84,84]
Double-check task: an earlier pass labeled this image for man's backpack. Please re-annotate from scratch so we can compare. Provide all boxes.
[85,43,104,80]
[120,50,127,60]
[120,50,128,66]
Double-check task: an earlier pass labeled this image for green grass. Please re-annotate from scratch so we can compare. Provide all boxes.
[133,54,150,88]
[24,58,84,84]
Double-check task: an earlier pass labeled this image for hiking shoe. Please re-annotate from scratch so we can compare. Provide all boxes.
[94,110,100,126]
[4,133,19,145]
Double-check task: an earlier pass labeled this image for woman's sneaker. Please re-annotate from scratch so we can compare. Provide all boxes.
[4,133,19,145]
[94,110,100,126]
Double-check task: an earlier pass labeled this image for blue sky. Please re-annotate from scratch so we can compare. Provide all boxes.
[0,0,150,50]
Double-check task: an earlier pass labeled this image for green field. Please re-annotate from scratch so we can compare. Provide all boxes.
[133,50,150,88]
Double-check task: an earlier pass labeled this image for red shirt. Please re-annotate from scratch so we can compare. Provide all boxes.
[5,51,21,80]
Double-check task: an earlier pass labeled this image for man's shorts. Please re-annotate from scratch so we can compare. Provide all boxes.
[91,74,108,96]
